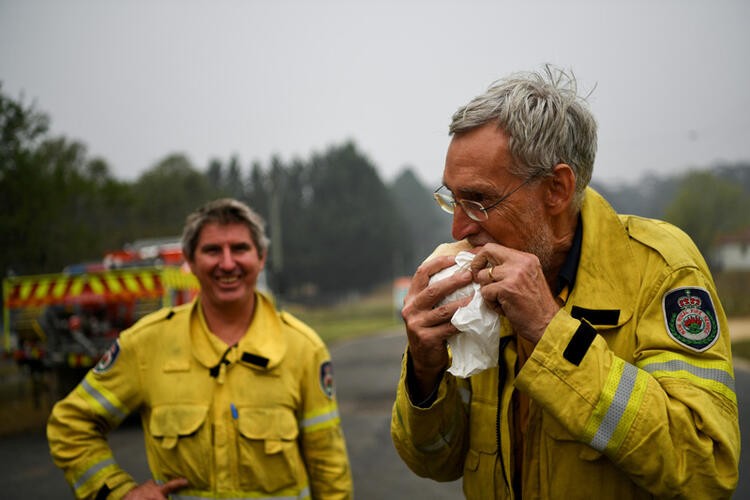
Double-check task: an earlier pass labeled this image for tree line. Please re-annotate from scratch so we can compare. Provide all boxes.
[2,84,748,304]
[0,85,450,303]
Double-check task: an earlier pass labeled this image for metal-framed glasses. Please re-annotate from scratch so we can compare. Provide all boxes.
[433,177,534,222]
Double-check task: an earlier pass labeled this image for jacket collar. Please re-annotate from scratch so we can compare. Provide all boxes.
[566,187,638,329]
[190,292,287,372]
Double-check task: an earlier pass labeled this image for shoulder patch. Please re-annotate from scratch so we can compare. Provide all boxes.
[319,361,335,398]
[93,340,120,374]
[662,287,719,352]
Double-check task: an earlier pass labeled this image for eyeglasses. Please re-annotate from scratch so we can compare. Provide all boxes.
[433,177,535,222]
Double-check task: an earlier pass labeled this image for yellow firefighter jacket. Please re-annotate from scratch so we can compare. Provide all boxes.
[48,292,352,499]
[391,188,740,499]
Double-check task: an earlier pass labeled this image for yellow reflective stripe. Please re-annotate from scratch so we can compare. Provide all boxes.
[73,456,117,494]
[105,275,123,294]
[583,358,648,455]
[52,279,68,299]
[78,376,130,423]
[33,278,52,300]
[89,275,105,294]
[637,352,736,404]
[18,280,33,301]
[70,276,84,296]
[140,271,156,291]
[301,405,340,432]
[123,273,141,293]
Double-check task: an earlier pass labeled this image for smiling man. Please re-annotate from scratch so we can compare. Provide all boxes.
[390,66,740,499]
[48,198,352,499]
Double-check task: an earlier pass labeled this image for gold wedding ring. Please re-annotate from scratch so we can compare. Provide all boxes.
[488,265,495,281]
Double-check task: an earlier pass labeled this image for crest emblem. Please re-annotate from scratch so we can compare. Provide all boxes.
[319,361,335,398]
[662,287,719,352]
[93,340,120,374]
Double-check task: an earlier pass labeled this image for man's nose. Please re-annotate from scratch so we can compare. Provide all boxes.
[451,205,481,241]
[219,247,235,268]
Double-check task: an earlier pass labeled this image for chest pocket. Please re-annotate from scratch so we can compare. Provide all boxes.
[148,404,211,487]
[236,407,300,493]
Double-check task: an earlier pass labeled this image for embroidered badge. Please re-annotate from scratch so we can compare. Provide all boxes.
[93,341,120,374]
[662,287,719,352]
[319,361,335,398]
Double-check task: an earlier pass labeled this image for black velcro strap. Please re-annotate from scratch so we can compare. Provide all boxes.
[95,484,112,500]
[563,320,597,366]
[242,352,270,368]
[571,306,619,325]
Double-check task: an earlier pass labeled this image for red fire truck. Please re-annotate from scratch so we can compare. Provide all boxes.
[2,239,200,400]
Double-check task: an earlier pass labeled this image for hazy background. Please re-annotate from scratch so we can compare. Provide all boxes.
[2,0,749,188]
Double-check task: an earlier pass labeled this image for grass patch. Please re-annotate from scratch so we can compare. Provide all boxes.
[283,287,402,344]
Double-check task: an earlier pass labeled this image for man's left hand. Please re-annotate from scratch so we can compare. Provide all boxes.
[470,243,560,344]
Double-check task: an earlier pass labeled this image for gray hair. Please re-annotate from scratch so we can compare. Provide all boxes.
[181,198,270,261]
[449,65,597,208]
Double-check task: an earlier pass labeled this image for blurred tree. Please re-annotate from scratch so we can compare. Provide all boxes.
[28,138,130,269]
[0,85,130,274]
[205,157,224,191]
[389,168,452,274]
[295,141,408,297]
[224,155,245,200]
[246,160,269,220]
[663,171,750,256]
[133,153,223,238]
[0,85,50,275]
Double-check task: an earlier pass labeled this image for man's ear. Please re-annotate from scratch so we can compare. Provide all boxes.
[545,163,576,215]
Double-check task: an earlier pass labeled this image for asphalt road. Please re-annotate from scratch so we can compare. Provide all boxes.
[1,329,748,499]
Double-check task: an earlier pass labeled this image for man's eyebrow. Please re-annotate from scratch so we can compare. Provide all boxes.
[451,185,495,199]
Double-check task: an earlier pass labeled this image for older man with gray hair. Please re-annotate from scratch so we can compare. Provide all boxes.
[391,66,739,499]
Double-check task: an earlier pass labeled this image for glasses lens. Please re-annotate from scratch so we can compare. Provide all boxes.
[460,200,488,222]
[433,192,455,214]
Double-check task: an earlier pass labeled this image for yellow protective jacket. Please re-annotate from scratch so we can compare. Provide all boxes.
[48,292,352,499]
[391,188,740,499]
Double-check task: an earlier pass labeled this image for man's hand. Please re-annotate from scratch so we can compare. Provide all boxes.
[470,243,559,344]
[401,255,473,400]
[123,478,189,499]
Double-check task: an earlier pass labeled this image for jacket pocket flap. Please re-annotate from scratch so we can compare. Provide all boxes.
[237,408,298,440]
[150,404,209,437]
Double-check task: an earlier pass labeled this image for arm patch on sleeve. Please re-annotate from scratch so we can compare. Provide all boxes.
[662,286,720,352]
[320,361,335,398]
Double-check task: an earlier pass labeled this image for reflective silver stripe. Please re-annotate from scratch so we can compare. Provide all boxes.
[81,378,129,422]
[589,362,638,452]
[73,457,116,490]
[301,409,339,429]
[416,419,458,453]
[458,386,471,406]
[640,359,735,393]
[172,485,311,499]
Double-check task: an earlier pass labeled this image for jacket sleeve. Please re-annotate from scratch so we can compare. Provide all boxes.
[390,349,470,481]
[516,266,740,498]
[298,342,353,499]
[47,336,143,499]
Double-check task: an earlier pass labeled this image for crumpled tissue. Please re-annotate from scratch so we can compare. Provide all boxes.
[429,251,502,378]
